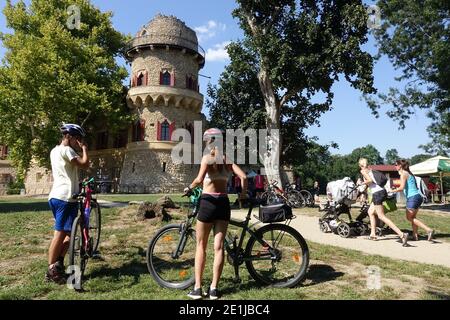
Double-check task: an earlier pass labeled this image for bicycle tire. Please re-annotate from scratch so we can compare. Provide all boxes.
[89,199,101,254]
[244,224,309,288]
[68,216,86,288]
[300,190,314,206]
[147,223,196,290]
[287,190,304,208]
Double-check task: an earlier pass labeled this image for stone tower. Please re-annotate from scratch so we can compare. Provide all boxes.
[121,14,206,193]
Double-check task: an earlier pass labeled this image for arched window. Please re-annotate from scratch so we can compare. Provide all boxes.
[157,120,176,141]
[137,73,144,86]
[161,120,170,141]
[161,71,171,85]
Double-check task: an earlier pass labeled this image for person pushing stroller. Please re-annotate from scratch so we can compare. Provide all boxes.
[358,158,408,246]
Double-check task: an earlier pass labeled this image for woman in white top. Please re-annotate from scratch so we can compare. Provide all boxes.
[358,158,408,246]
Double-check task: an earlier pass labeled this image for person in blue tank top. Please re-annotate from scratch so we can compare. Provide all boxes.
[391,159,435,241]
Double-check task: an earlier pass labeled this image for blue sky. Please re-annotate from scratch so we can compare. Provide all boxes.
[0,0,432,159]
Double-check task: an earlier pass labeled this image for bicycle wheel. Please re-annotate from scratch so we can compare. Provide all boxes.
[300,190,313,206]
[147,223,196,289]
[68,216,87,288]
[245,224,309,288]
[287,190,304,208]
[89,200,101,254]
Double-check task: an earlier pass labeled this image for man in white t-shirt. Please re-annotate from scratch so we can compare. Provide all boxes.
[46,124,89,284]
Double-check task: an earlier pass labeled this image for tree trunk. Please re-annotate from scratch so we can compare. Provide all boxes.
[258,68,282,186]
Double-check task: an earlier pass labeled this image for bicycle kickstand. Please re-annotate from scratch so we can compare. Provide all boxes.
[233,265,241,285]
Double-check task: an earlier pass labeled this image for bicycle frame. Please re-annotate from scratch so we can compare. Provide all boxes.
[75,177,95,255]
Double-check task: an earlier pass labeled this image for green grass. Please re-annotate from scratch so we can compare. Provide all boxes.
[0,196,449,300]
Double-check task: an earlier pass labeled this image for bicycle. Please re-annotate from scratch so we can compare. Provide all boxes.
[299,189,314,207]
[260,181,305,208]
[67,177,101,289]
[146,187,309,289]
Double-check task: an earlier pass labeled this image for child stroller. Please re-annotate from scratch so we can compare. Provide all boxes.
[318,178,368,238]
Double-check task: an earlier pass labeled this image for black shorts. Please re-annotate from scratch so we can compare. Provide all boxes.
[372,189,387,206]
[197,194,231,223]
[235,186,242,193]
[255,188,264,193]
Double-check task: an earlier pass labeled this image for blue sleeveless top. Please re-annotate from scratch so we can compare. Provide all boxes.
[404,174,420,198]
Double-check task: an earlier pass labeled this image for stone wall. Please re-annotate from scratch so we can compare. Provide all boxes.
[136,104,204,142]
[24,164,53,195]
[119,147,199,193]
[132,49,199,90]
[0,160,16,195]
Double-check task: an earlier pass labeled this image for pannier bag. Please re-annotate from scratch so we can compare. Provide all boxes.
[258,203,293,223]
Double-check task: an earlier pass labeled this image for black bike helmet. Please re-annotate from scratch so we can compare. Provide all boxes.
[60,123,86,137]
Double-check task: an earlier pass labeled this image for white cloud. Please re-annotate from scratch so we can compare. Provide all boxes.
[194,20,226,42]
[205,42,231,62]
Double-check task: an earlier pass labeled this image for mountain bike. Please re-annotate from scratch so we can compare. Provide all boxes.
[299,189,314,207]
[67,177,101,289]
[259,181,305,208]
[146,187,309,289]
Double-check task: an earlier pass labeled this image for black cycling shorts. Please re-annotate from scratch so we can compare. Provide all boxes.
[372,189,387,206]
[197,194,231,223]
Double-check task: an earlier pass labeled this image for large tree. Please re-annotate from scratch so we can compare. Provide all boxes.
[0,0,129,179]
[384,148,400,164]
[366,0,450,156]
[231,0,376,183]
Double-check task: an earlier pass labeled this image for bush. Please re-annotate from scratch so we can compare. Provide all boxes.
[6,181,25,195]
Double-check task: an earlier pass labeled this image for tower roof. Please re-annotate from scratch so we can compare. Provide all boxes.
[126,14,205,67]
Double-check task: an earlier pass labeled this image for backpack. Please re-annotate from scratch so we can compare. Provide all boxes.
[371,170,388,187]
[413,175,429,202]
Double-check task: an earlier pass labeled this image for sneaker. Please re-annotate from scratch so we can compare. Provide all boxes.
[187,287,203,300]
[207,287,221,300]
[55,260,65,274]
[45,264,66,285]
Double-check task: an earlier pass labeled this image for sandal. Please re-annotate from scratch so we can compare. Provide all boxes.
[427,230,435,241]
[366,236,378,241]
[401,233,408,247]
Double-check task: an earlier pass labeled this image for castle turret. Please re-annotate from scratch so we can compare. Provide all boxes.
[119,14,206,193]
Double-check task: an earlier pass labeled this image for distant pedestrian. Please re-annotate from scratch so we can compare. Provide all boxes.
[313,181,320,203]
[255,170,265,198]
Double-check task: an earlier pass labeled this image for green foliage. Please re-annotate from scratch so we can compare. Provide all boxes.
[366,0,450,156]
[209,1,376,169]
[6,180,25,195]
[0,0,130,179]
[384,148,400,164]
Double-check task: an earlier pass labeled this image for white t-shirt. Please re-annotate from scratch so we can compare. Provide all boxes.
[48,145,80,202]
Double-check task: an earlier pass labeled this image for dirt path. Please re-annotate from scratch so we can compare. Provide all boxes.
[231,208,450,268]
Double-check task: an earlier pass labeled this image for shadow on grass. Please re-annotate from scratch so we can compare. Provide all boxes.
[219,264,345,295]
[303,264,345,286]
[85,246,147,286]
[0,201,49,214]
